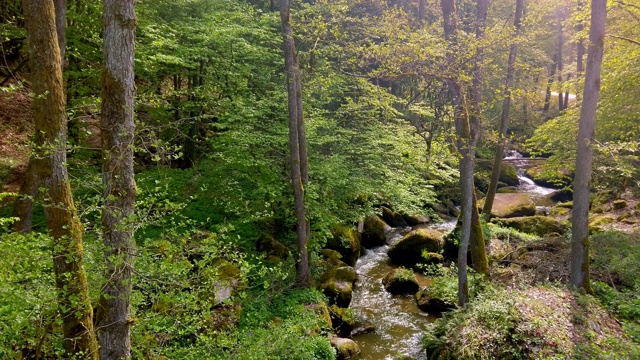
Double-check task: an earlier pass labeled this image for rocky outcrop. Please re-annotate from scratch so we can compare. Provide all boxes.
[388,228,443,268]
[382,268,419,295]
[492,216,568,236]
[361,215,389,248]
[327,225,361,266]
[478,193,536,218]
[256,234,290,261]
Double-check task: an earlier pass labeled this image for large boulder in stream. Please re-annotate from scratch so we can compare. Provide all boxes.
[478,193,536,218]
[361,215,389,248]
[320,258,357,307]
[326,225,361,267]
[330,336,361,360]
[382,268,420,295]
[492,215,568,236]
[388,228,444,268]
[401,213,430,226]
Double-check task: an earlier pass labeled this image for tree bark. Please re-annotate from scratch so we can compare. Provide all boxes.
[97,1,137,358]
[483,0,524,222]
[570,0,606,293]
[557,15,565,111]
[543,54,557,112]
[21,1,98,357]
[13,0,67,233]
[281,0,311,287]
[419,0,426,23]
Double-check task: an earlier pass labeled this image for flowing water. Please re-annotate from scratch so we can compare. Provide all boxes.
[350,221,456,360]
[350,151,556,358]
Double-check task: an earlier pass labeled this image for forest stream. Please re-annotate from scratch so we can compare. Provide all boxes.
[350,152,557,359]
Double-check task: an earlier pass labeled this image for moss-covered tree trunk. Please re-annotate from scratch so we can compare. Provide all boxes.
[281,0,311,287]
[96,0,137,358]
[570,0,606,293]
[13,0,67,233]
[483,0,524,222]
[21,0,98,357]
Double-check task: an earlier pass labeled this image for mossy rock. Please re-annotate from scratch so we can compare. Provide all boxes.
[499,163,520,186]
[327,225,361,266]
[320,259,357,308]
[329,305,357,337]
[588,214,615,233]
[548,206,570,217]
[256,233,290,260]
[388,228,443,267]
[548,189,573,203]
[210,260,245,306]
[475,162,519,187]
[320,249,343,261]
[613,199,628,210]
[330,336,361,360]
[422,252,444,265]
[401,213,430,226]
[497,186,519,193]
[416,289,456,314]
[617,212,632,222]
[308,302,332,330]
[492,216,568,236]
[362,215,388,248]
[477,193,536,218]
[524,166,572,189]
[381,206,409,227]
[382,268,420,295]
[557,201,573,209]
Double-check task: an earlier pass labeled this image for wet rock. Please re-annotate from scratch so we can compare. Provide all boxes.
[613,199,628,210]
[388,228,444,268]
[478,193,536,218]
[499,163,520,186]
[321,249,343,261]
[422,252,444,265]
[329,305,357,337]
[320,258,357,307]
[350,321,376,337]
[382,268,420,295]
[256,234,290,260]
[330,336,361,360]
[362,215,389,248]
[327,225,361,266]
[381,206,409,227]
[492,215,568,236]
[401,213,430,226]
[416,290,456,314]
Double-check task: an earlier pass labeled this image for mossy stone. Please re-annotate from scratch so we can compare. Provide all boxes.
[492,216,568,236]
[477,193,536,218]
[362,215,388,248]
[327,225,361,266]
[388,228,444,267]
[382,268,419,295]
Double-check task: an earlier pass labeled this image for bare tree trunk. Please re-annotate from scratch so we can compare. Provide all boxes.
[483,0,524,222]
[576,0,585,101]
[13,0,67,233]
[96,1,137,358]
[441,0,473,306]
[557,14,565,111]
[543,54,557,112]
[281,0,311,287]
[419,0,426,23]
[570,0,606,293]
[21,1,98,357]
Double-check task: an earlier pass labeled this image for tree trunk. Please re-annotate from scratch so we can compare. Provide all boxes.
[21,1,99,357]
[570,0,606,293]
[419,0,426,23]
[97,1,137,358]
[281,0,311,287]
[557,16,564,111]
[13,0,67,233]
[483,0,524,222]
[576,0,585,101]
[543,54,557,112]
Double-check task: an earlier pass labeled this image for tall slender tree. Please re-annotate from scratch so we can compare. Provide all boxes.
[21,0,98,357]
[280,0,311,286]
[483,0,525,221]
[570,0,607,293]
[96,0,137,358]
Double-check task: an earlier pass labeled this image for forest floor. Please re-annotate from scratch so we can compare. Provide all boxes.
[0,82,32,193]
